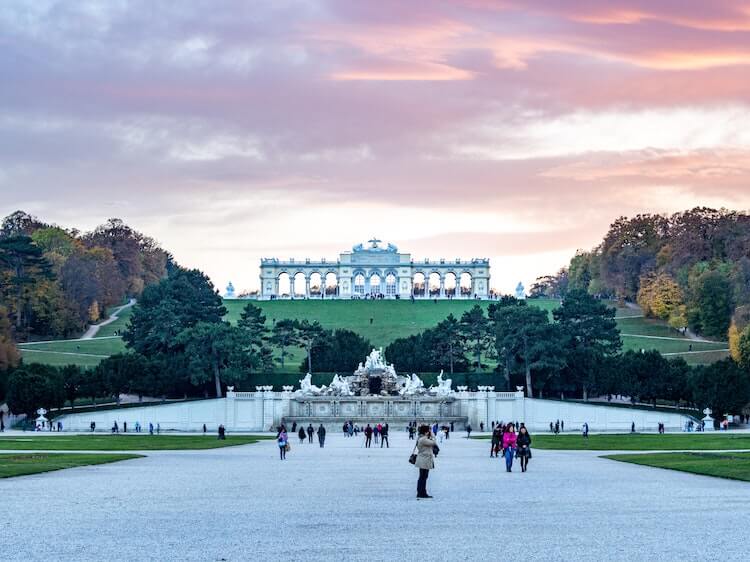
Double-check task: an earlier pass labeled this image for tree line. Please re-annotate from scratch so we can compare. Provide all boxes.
[530,208,750,357]
[0,210,170,342]
[385,292,750,416]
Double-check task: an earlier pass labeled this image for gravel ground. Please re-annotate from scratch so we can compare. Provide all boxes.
[2,432,749,561]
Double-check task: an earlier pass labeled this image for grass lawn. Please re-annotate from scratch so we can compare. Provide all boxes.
[15,350,108,368]
[620,336,727,354]
[0,453,142,478]
[95,304,134,338]
[474,433,750,450]
[17,298,725,368]
[0,434,273,451]
[604,452,750,482]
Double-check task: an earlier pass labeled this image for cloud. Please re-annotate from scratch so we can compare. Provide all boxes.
[3,0,750,294]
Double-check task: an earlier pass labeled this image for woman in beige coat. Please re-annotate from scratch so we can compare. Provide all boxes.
[415,424,436,499]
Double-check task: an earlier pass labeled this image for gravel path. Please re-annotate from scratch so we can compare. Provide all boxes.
[2,434,748,561]
[80,298,135,339]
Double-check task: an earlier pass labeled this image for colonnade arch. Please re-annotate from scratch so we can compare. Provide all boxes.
[412,272,426,296]
[385,272,397,296]
[308,272,322,295]
[325,272,338,296]
[293,272,306,296]
[460,272,473,296]
[443,272,457,297]
[277,272,291,296]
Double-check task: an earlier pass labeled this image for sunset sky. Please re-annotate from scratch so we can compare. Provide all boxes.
[3,1,750,294]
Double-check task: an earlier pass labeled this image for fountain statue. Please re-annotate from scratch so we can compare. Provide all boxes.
[328,374,354,397]
[430,370,454,396]
[298,374,327,396]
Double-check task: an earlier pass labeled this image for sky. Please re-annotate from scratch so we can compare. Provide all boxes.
[3,0,750,295]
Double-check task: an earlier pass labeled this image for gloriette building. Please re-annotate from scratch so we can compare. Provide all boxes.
[259,238,490,299]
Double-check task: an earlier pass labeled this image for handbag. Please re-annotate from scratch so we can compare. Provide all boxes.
[432,444,440,457]
[285,442,291,452]
[408,443,418,465]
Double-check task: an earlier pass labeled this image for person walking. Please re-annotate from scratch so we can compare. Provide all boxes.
[517,426,532,472]
[466,424,472,439]
[277,426,288,460]
[381,423,389,448]
[318,424,326,448]
[408,424,415,440]
[156,423,160,435]
[203,423,207,435]
[218,424,226,440]
[291,421,297,433]
[364,424,373,448]
[307,423,314,443]
[490,425,502,458]
[582,422,589,439]
[148,422,153,435]
[374,424,380,445]
[415,425,437,499]
[502,423,518,472]
[298,426,306,444]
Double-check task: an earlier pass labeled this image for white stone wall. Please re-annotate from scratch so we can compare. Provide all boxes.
[56,392,696,433]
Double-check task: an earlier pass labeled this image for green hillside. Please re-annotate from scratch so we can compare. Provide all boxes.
[18,298,728,370]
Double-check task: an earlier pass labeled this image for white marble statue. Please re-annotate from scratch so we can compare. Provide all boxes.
[399,373,426,396]
[328,374,354,396]
[298,373,326,396]
[430,370,454,396]
[364,348,387,371]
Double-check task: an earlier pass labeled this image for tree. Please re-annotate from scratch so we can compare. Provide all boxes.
[430,314,466,374]
[124,268,226,356]
[60,364,85,409]
[0,306,20,372]
[459,305,492,371]
[237,303,273,372]
[6,364,65,417]
[689,269,733,338]
[737,325,750,372]
[494,304,563,396]
[178,322,252,397]
[690,359,750,419]
[305,329,372,373]
[617,350,672,406]
[637,273,684,321]
[0,235,54,332]
[553,290,621,400]
[296,320,325,373]
[95,354,139,405]
[385,334,431,374]
[270,319,299,370]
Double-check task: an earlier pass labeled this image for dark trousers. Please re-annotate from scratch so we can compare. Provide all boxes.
[365,436,372,447]
[417,469,429,497]
[279,446,286,460]
[381,435,389,448]
[308,434,313,443]
[319,436,325,448]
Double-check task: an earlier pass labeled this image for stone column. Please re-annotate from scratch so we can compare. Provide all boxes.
[305,276,310,299]
[439,274,445,299]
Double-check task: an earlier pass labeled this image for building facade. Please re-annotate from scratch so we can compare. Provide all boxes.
[259,239,491,299]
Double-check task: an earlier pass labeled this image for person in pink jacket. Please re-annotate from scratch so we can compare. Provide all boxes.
[502,423,518,472]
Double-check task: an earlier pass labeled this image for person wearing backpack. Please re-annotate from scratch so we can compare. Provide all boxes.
[298,426,306,444]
